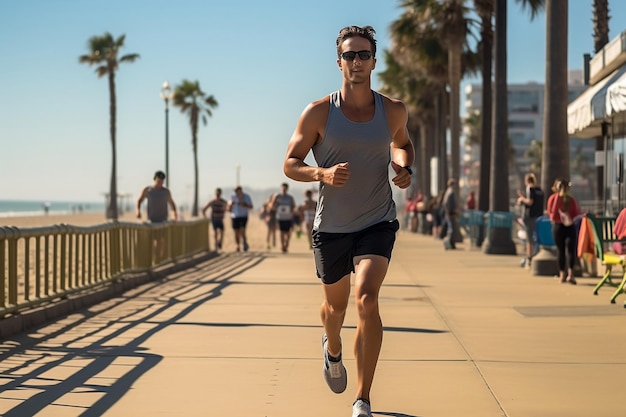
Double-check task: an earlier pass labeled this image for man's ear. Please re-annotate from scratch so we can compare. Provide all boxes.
[337,58,342,70]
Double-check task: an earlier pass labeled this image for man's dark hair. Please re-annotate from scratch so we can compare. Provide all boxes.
[154,171,166,180]
[336,25,377,58]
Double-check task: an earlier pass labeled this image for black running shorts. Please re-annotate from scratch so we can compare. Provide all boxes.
[231,217,248,230]
[278,220,293,232]
[312,219,399,285]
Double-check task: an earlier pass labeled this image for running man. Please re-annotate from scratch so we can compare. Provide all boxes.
[298,189,318,249]
[227,186,253,252]
[282,25,414,417]
[269,182,296,253]
[202,187,228,250]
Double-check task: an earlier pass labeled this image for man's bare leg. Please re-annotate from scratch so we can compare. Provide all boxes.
[321,275,351,357]
[234,228,242,251]
[352,255,388,403]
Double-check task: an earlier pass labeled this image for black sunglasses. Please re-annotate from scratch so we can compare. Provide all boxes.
[340,50,373,61]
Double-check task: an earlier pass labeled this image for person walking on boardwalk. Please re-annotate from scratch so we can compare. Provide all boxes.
[283,25,414,417]
[298,189,318,249]
[262,194,278,250]
[516,173,544,268]
[269,182,297,253]
[202,187,227,250]
[227,186,253,252]
[546,178,580,284]
[136,170,178,263]
[136,170,178,223]
[442,178,458,250]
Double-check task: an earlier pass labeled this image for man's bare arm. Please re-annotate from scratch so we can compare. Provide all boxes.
[284,98,350,187]
[136,187,148,218]
[387,99,415,189]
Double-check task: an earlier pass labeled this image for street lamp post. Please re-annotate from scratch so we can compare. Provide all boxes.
[160,81,173,187]
[236,164,241,186]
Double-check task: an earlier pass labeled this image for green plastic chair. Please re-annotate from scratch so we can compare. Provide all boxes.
[586,213,626,303]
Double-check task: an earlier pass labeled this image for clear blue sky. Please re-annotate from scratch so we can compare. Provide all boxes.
[2,0,626,206]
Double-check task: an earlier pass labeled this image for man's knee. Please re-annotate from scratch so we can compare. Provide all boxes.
[356,292,379,317]
[324,299,348,317]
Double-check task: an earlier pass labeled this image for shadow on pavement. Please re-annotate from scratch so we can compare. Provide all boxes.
[0,253,265,416]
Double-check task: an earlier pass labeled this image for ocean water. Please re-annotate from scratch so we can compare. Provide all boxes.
[0,200,105,217]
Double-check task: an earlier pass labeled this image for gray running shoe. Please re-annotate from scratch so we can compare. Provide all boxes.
[322,333,347,393]
[352,399,372,417]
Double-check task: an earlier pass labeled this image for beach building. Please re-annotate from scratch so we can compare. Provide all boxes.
[463,77,592,202]
[568,29,626,215]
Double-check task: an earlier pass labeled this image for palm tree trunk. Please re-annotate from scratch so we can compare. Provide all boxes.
[449,42,464,244]
[484,0,516,255]
[107,71,119,220]
[593,0,610,204]
[433,92,442,193]
[419,123,430,196]
[437,90,448,191]
[193,140,199,217]
[540,0,569,196]
[478,9,493,214]
[190,108,200,218]
[448,43,462,186]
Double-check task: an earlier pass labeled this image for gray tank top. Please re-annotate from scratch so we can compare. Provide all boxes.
[147,187,169,223]
[312,90,396,233]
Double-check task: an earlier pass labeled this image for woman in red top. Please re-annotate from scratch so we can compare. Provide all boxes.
[546,178,580,284]
[466,190,476,210]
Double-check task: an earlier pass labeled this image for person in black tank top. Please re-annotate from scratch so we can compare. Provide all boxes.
[282,26,415,417]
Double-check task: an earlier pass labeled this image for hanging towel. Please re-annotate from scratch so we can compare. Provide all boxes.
[577,215,596,262]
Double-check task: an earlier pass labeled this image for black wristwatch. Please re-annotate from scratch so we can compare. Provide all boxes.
[403,165,413,175]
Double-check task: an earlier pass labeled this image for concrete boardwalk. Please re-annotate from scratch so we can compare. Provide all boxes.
[0,229,625,417]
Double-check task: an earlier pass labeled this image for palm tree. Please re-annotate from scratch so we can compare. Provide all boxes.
[593,0,610,203]
[540,0,568,200]
[379,48,440,198]
[392,1,480,197]
[473,0,493,222]
[441,0,469,195]
[593,0,610,53]
[390,3,450,192]
[398,1,478,191]
[484,0,512,254]
[172,80,218,217]
[484,0,544,254]
[79,33,139,220]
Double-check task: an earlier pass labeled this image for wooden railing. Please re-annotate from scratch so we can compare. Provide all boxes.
[0,219,210,317]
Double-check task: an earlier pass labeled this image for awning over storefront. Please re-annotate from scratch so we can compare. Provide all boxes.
[567,66,626,138]
[607,69,626,116]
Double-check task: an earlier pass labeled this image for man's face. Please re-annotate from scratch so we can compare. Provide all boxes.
[154,177,164,188]
[337,37,376,83]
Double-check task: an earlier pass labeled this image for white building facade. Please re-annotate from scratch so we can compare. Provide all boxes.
[463,78,594,202]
